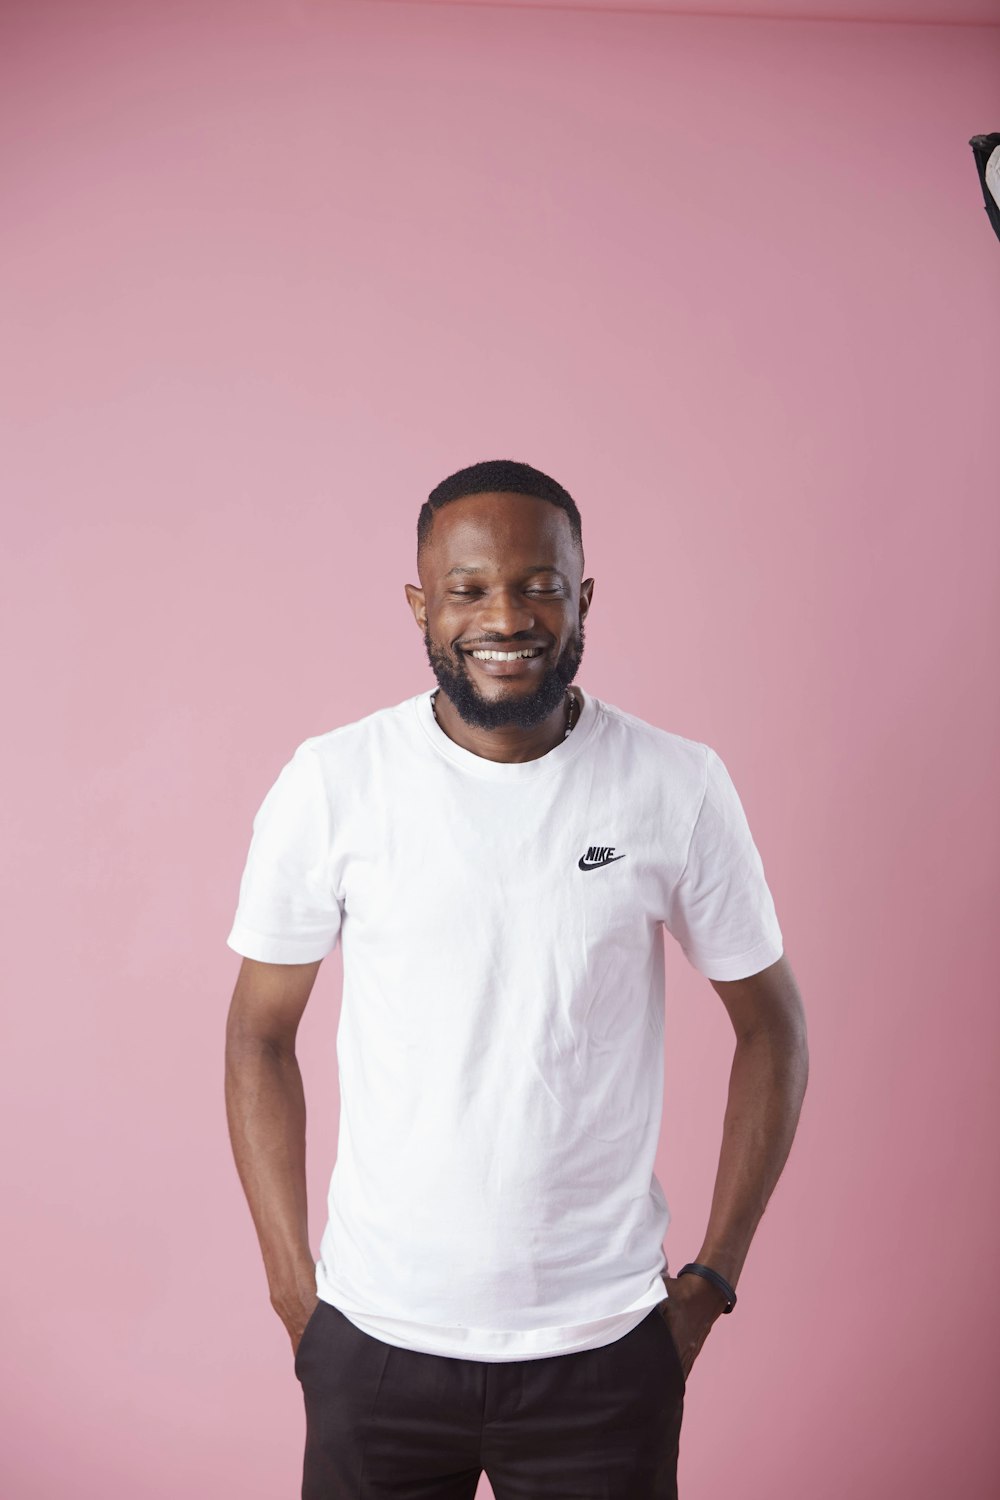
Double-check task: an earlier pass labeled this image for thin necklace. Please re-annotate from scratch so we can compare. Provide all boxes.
[431,688,579,740]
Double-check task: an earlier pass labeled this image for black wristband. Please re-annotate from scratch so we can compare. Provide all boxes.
[677,1262,737,1313]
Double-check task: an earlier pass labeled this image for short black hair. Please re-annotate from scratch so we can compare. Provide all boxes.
[417,459,583,558]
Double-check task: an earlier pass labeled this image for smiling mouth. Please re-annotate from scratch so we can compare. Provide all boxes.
[465,647,545,662]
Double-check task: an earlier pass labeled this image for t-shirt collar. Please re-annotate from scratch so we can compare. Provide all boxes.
[413,685,600,779]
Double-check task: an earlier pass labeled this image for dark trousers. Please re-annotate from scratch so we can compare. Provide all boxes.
[295,1299,686,1499]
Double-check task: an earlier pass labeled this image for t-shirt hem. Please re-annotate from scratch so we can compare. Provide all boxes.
[316,1287,668,1362]
[226,925,336,964]
[687,933,784,982]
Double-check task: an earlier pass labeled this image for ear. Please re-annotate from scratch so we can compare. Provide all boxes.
[404,582,427,632]
[579,577,595,622]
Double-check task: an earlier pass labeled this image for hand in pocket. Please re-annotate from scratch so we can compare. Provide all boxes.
[657,1271,727,1382]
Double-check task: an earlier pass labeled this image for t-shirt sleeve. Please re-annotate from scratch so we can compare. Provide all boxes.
[663,745,784,982]
[226,742,343,964]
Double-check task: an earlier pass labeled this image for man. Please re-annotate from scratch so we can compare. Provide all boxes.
[224,458,809,1500]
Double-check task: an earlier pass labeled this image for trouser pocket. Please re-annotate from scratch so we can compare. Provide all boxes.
[651,1306,687,1395]
[294,1299,327,1382]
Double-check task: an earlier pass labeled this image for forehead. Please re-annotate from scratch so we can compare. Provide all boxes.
[424,491,578,574]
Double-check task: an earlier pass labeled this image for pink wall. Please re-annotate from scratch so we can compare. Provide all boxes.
[2,1,997,1496]
[375,0,1000,23]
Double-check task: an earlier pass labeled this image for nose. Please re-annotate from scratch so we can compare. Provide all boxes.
[474,588,538,640]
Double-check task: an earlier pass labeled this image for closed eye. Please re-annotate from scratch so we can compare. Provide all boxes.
[448,587,562,598]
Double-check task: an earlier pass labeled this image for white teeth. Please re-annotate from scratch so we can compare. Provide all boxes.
[471,649,541,661]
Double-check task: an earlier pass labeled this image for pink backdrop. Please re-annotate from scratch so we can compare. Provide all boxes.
[3,1,998,1496]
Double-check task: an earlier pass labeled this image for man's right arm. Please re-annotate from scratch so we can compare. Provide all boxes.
[224,955,323,1354]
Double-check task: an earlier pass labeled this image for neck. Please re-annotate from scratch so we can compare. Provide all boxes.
[432,688,578,764]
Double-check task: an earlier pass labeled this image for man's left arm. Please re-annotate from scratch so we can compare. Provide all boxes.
[659,952,809,1377]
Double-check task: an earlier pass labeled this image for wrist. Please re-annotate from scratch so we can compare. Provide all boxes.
[693,1246,743,1288]
[266,1251,316,1305]
[270,1278,318,1325]
[678,1260,738,1314]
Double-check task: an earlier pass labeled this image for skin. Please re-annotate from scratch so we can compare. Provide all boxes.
[404,490,594,758]
[224,491,810,1376]
[655,953,808,1376]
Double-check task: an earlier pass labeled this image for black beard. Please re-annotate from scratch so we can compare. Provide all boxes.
[423,622,585,732]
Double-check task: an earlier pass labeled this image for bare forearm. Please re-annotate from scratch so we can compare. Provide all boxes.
[224,1034,314,1309]
[695,1025,809,1289]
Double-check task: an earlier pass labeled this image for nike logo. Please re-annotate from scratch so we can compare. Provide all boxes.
[578,846,626,871]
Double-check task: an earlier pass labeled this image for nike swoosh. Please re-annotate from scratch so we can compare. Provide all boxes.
[578,854,627,871]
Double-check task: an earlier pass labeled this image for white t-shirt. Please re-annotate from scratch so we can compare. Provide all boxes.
[227,686,784,1362]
